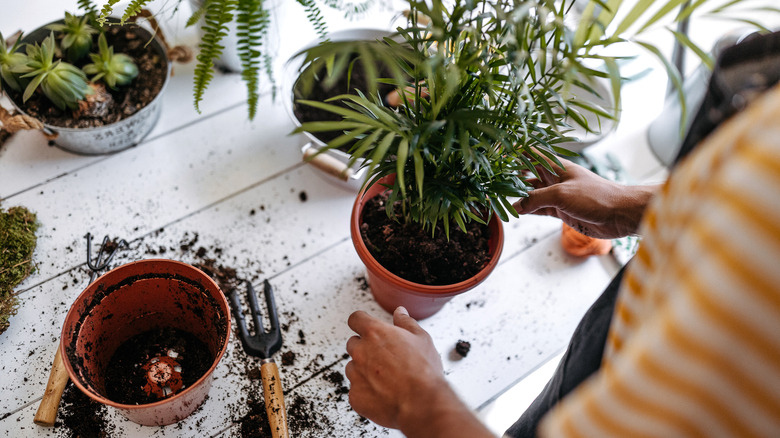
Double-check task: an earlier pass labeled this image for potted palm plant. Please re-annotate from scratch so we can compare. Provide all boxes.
[291,0,776,318]
[0,2,172,155]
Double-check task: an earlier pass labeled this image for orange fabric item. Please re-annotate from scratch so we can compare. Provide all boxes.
[560,223,612,257]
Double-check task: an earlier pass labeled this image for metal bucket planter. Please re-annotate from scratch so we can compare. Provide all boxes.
[8,18,170,155]
[60,259,231,426]
[284,28,397,191]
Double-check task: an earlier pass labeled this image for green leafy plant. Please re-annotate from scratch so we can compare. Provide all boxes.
[98,0,380,120]
[293,0,779,235]
[83,33,140,88]
[0,33,28,92]
[45,11,98,62]
[1,1,142,112]
[15,32,91,110]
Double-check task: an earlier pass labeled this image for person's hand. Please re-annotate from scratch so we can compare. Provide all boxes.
[345,307,445,429]
[513,156,659,239]
[345,307,494,438]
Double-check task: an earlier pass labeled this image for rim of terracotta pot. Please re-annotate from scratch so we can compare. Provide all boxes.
[350,176,504,297]
[59,259,230,413]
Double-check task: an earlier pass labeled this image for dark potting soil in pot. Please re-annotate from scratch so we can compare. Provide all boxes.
[6,24,166,129]
[293,53,396,152]
[361,192,492,285]
[103,327,212,405]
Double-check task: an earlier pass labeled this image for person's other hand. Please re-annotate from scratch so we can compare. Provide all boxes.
[513,156,659,239]
[345,307,496,438]
[345,307,445,429]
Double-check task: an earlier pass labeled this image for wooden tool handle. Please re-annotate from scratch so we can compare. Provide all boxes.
[260,360,289,438]
[34,346,69,427]
[303,147,354,182]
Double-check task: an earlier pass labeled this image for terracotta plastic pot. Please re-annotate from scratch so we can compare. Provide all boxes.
[60,259,230,426]
[351,176,504,319]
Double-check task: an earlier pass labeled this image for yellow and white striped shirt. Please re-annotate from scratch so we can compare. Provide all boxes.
[540,84,780,437]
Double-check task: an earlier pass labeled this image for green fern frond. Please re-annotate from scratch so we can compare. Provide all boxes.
[296,0,329,38]
[120,0,152,24]
[97,0,123,26]
[321,0,378,18]
[264,53,276,100]
[236,0,267,119]
[193,0,237,113]
[77,0,99,19]
[186,2,209,27]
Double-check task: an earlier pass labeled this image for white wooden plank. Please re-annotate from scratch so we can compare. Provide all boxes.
[3,96,308,289]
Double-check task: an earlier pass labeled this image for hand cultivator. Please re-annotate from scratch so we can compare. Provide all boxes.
[230,280,288,438]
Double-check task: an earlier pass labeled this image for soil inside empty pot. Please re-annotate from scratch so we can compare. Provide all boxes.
[360,192,491,285]
[6,24,166,129]
[103,327,212,405]
[293,53,395,152]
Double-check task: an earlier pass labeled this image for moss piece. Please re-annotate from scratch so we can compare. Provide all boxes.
[0,205,39,334]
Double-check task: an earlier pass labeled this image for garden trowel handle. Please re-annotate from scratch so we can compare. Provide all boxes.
[261,358,289,438]
[302,144,354,182]
[33,346,69,427]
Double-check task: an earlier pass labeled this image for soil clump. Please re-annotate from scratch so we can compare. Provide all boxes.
[360,192,491,285]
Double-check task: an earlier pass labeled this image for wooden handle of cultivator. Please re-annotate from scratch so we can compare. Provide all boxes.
[34,346,69,427]
[303,147,354,182]
[261,360,289,438]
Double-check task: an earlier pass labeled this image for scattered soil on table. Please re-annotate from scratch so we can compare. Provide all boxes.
[6,24,166,129]
[104,327,213,404]
[293,53,396,152]
[0,205,38,335]
[360,192,492,285]
[57,381,112,437]
[193,256,242,295]
[54,230,361,436]
[455,340,471,358]
[281,350,297,366]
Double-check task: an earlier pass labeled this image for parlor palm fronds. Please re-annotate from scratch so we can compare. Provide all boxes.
[293,0,780,234]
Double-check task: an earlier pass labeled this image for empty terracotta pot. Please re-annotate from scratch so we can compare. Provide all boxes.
[351,176,504,319]
[60,259,230,426]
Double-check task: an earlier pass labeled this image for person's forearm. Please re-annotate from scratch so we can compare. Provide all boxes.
[611,183,661,236]
[398,380,495,438]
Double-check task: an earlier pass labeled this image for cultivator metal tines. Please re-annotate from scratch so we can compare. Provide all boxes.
[84,232,128,283]
[230,280,289,438]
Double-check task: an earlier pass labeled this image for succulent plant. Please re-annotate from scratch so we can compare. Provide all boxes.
[45,11,97,62]
[16,32,91,110]
[83,33,139,89]
[0,33,28,92]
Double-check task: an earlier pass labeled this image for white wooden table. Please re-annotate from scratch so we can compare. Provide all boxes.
[0,1,682,436]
